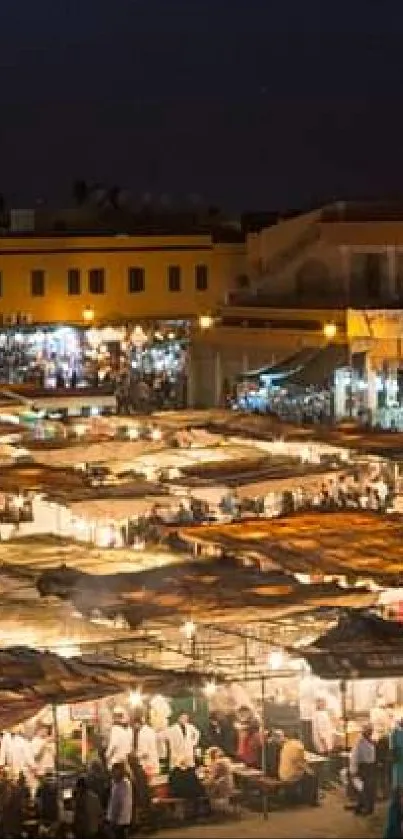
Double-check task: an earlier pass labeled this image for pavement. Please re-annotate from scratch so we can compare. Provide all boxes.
[143,790,387,838]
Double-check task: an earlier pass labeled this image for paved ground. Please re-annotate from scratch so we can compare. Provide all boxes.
[144,791,387,838]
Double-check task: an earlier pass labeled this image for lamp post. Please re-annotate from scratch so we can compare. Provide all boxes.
[191,314,219,407]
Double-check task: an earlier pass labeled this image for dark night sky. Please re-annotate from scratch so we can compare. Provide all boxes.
[2,0,403,210]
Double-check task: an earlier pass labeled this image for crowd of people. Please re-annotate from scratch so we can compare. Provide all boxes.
[0,698,329,839]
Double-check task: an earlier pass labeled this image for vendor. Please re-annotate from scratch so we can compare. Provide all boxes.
[0,726,36,783]
[312,698,334,755]
[31,724,55,784]
[136,713,160,778]
[105,707,133,770]
[370,698,392,741]
[165,712,200,769]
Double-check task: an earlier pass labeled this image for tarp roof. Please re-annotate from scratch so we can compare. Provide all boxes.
[0,646,210,729]
[240,347,319,380]
[35,557,377,626]
[284,343,349,388]
[296,611,403,679]
[179,511,403,585]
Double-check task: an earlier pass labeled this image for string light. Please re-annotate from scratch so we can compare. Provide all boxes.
[182,620,196,640]
[128,689,143,708]
[203,680,217,697]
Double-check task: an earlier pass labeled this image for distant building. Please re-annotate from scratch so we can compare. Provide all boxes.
[190,202,403,426]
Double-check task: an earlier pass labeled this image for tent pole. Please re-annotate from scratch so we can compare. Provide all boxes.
[52,703,62,822]
[340,680,348,753]
[261,675,268,821]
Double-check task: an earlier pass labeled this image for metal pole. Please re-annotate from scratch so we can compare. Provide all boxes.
[52,703,62,822]
[243,636,248,681]
[340,680,348,754]
[261,675,268,820]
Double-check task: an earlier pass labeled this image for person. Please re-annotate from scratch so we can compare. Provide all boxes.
[312,698,334,755]
[278,731,319,806]
[105,707,134,770]
[128,753,152,829]
[86,758,110,809]
[165,712,200,770]
[384,786,403,839]
[107,762,132,839]
[204,747,234,813]
[240,720,263,769]
[377,730,392,801]
[391,719,403,790]
[2,728,36,785]
[350,723,376,815]
[264,729,283,779]
[31,724,55,791]
[136,714,160,778]
[169,759,210,818]
[73,775,103,839]
[35,770,59,828]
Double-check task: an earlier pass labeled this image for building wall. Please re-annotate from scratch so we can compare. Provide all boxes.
[246,213,403,302]
[189,308,348,407]
[0,234,246,323]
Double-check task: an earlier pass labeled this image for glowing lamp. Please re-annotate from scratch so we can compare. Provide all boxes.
[199,314,213,331]
[82,306,95,324]
[323,322,337,340]
[268,649,284,671]
[203,680,217,698]
[129,689,143,708]
[182,620,196,640]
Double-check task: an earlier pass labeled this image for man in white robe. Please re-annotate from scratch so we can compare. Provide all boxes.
[106,707,134,770]
[137,719,160,777]
[165,713,199,769]
[31,724,55,791]
[0,730,36,781]
[312,698,334,754]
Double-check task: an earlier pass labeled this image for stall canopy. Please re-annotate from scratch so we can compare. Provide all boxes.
[0,646,210,729]
[239,348,319,382]
[35,558,377,626]
[295,610,403,679]
[284,343,349,389]
[179,511,403,585]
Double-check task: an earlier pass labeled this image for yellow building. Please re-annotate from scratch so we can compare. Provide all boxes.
[190,202,403,425]
[0,225,246,324]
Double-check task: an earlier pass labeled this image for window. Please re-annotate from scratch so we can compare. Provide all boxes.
[128,266,145,293]
[195,264,208,291]
[88,268,105,294]
[350,252,386,300]
[67,268,81,295]
[168,265,181,292]
[397,254,403,300]
[31,269,45,297]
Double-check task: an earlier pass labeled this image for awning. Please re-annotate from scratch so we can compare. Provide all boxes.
[239,347,319,381]
[284,343,349,388]
[0,647,210,729]
[296,611,403,679]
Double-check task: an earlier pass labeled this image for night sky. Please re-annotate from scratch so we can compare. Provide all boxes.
[2,0,403,211]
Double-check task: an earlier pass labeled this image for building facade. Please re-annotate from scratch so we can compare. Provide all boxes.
[190,203,403,426]
[0,230,245,324]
